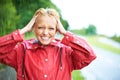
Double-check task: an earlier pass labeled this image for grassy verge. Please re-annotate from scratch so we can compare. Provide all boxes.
[0,64,6,70]
[86,36,120,54]
[24,32,35,40]
[72,70,84,80]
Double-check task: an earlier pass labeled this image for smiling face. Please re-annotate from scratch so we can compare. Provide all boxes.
[34,15,57,45]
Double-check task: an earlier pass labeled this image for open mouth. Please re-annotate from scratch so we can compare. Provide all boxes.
[41,36,50,41]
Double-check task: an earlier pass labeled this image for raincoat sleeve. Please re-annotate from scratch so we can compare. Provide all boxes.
[0,30,24,69]
[62,31,96,70]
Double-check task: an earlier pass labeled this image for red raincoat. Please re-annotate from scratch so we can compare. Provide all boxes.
[0,30,96,80]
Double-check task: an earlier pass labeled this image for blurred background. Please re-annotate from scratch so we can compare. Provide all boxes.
[0,0,120,80]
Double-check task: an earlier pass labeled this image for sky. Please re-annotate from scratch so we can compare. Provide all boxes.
[51,0,120,36]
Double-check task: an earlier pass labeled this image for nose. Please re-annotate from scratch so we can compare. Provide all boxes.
[43,29,48,35]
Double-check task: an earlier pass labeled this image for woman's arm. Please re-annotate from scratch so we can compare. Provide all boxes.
[0,30,23,68]
[56,18,96,70]
[62,32,96,70]
[19,15,38,34]
[0,14,38,68]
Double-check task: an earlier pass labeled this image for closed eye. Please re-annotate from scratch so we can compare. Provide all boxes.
[49,27,55,30]
[38,26,44,29]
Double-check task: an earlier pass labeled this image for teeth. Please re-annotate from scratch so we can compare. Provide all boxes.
[41,37,49,40]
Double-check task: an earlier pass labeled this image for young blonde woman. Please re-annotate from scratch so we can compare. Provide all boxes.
[0,8,96,80]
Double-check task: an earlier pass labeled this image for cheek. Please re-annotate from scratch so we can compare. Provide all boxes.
[50,30,57,36]
[34,29,41,36]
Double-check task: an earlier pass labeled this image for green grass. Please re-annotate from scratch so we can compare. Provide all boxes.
[72,70,84,80]
[0,64,6,70]
[86,36,120,54]
[24,32,35,40]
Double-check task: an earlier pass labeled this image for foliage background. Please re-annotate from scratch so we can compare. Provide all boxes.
[0,0,69,36]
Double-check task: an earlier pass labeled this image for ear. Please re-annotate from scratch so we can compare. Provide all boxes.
[33,22,36,30]
[56,20,60,33]
[32,24,36,33]
[55,30,58,34]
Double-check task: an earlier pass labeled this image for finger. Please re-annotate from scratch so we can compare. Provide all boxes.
[29,14,39,25]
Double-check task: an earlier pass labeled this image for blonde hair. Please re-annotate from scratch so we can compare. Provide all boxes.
[34,8,60,19]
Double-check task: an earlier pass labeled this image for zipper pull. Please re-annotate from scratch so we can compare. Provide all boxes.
[60,66,62,70]
[22,75,24,78]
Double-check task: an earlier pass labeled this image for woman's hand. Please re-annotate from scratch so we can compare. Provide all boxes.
[56,19,66,35]
[20,15,38,34]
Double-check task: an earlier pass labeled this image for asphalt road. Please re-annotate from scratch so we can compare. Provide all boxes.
[0,66,16,80]
[81,46,120,80]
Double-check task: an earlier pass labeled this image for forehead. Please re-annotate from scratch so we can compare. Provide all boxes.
[35,15,57,26]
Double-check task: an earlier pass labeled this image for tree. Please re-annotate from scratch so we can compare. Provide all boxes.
[86,24,97,35]
[60,17,69,30]
[0,0,17,36]
[0,0,69,36]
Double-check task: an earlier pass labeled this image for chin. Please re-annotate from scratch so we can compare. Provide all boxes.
[38,37,53,45]
[40,41,51,46]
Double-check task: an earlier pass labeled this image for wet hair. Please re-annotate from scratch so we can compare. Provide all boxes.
[34,8,60,19]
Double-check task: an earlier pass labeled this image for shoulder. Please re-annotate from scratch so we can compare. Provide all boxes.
[52,39,73,54]
[20,39,37,49]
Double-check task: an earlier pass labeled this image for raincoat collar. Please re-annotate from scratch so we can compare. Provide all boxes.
[23,38,62,49]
